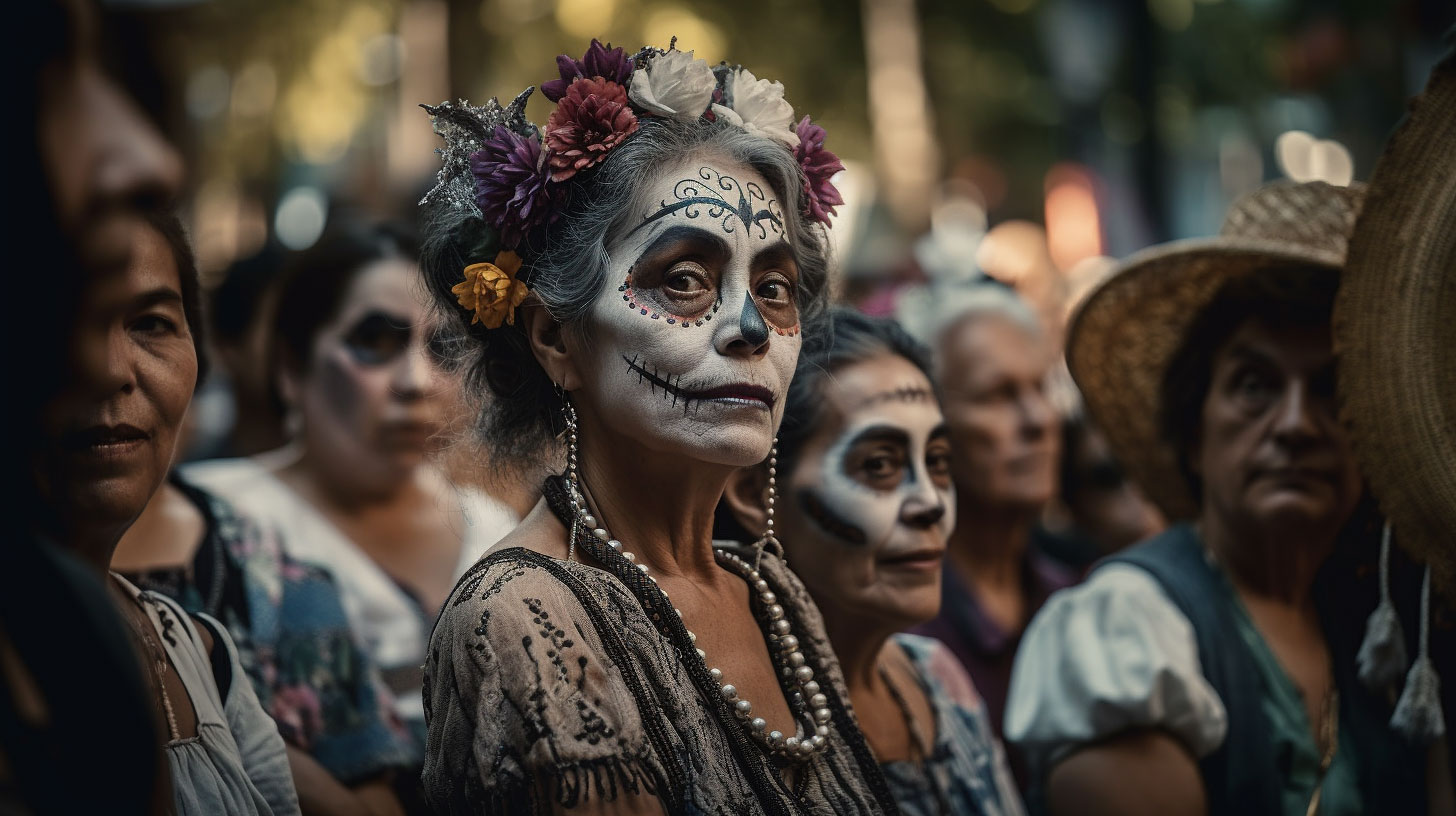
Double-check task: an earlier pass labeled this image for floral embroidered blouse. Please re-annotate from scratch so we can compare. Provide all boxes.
[120,476,414,784]
[883,634,1026,816]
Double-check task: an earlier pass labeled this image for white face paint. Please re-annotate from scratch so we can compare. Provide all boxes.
[777,354,955,626]
[571,156,802,467]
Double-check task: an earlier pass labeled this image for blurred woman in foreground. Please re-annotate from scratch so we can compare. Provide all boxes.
[32,206,299,814]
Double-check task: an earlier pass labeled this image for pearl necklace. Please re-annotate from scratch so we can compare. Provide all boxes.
[565,480,833,760]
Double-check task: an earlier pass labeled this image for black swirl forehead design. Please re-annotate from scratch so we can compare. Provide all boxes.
[627,166,786,241]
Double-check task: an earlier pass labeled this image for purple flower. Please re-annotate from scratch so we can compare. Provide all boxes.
[469,125,557,248]
[794,116,845,225]
[541,39,634,103]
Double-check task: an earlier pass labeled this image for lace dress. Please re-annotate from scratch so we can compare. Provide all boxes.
[422,484,896,815]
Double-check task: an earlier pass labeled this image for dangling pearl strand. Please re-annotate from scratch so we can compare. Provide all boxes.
[565,480,833,760]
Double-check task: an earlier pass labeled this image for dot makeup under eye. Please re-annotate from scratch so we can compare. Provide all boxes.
[621,263,723,326]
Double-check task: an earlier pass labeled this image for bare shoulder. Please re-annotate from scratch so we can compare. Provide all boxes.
[487,497,570,561]
[436,504,599,645]
[190,617,216,655]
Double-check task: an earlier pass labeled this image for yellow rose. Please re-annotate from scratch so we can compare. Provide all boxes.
[451,251,528,329]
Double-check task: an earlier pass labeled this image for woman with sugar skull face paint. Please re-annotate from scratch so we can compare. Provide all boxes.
[416,40,898,815]
[721,309,1026,816]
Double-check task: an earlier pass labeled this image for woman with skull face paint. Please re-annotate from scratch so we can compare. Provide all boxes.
[721,309,1026,816]
[415,40,896,815]
[187,218,518,805]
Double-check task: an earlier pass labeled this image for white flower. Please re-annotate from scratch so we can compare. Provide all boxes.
[710,103,743,127]
[721,68,799,148]
[628,49,717,122]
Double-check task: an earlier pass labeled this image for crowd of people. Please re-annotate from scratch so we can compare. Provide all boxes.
[8,2,1455,814]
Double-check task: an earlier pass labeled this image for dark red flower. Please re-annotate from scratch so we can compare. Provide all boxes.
[541,39,634,103]
[544,78,639,182]
[469,126,557,248]
[793,116,845,225]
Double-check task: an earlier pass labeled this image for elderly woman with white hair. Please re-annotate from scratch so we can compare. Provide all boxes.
[894,282,1075,787]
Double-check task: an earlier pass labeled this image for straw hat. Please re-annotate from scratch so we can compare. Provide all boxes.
[1334,50,1456,598]
[1067,180,1364,521]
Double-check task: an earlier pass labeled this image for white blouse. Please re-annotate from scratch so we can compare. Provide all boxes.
[116,576,300,816]
[183,456,517,726]
[1003,564,1228,770]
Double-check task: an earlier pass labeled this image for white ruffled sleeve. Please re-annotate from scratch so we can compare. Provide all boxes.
[1004,564,1227,768]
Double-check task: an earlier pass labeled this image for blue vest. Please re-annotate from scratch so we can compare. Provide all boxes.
[1105,525,1425,815]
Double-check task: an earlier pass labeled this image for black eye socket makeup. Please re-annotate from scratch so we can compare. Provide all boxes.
[342,310,414,366]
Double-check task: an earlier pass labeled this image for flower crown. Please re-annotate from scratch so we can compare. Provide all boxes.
[421,39,843,329]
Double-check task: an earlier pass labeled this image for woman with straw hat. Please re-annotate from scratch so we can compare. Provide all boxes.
[1001,179,1431,816]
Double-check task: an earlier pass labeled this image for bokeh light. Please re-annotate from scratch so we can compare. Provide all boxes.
[1275,129,1354,186]
[641,7,724,63]
[274,187,329,251]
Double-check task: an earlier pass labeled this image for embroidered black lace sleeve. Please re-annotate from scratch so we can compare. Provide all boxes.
[422,553,663,814]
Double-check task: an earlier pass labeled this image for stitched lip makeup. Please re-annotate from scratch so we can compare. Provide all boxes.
[622,355,776,412]
[688,383,775,408]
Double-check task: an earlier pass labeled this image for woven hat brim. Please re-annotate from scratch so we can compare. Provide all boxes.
[1068,237,1343,521]
[1335,51,1456,598]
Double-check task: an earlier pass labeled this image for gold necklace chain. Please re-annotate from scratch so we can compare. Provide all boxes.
[1305,688,1339,816]
[113,577,181,742]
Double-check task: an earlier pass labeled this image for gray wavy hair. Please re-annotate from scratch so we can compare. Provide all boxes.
[894,281,1042,359]
[419,116,831,463]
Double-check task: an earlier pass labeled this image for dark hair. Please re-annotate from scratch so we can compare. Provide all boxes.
[777,308,936,472]
[9,6,167,814]
[142,209,208,387]
[20,2,82,432]
[419,115,832,464]
[272,217,419,376]
[1159,264,1340,503]
[714,308,935,541]
[210,244,284,344]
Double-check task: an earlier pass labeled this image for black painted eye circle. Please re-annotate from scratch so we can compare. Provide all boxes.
[847,445,909,491]
[926,447,953,488]
[343,312,412,366]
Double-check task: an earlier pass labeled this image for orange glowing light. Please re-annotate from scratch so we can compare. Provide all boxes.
[1043,164,1103,272]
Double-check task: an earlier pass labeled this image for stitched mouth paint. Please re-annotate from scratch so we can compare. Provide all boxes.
[622,354,775,415]
[623,353,698,413]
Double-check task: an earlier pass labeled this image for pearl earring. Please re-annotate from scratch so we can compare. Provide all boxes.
[562,392,580,562]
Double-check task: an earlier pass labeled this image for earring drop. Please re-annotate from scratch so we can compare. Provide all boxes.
[563,393,581,562]
[754,439,783,571]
